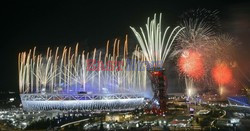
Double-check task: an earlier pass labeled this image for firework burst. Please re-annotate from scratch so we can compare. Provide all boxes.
[212,62,233,85]
[174,9,220,80]
[211,61,233,96]
[177,49,204,80]
[174,9,220,73]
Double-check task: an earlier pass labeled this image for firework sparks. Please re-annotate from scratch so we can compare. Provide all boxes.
[211,34,237,61]
[177,9,220,50]
[130,13,184,68]
[18,36,149,94]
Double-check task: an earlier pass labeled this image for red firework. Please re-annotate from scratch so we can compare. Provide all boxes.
[178,50,204,79]
[212,62,232,85]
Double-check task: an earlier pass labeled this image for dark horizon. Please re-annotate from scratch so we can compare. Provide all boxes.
[1,0,250,92]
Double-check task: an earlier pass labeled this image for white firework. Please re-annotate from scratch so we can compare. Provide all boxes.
[130,13,184,68]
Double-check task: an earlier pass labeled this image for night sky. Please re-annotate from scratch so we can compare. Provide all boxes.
[1,0,250,92]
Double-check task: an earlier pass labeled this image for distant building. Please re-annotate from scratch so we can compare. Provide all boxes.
[227,96,250,107]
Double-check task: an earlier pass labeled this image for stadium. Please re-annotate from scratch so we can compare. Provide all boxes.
[20,93,144,111]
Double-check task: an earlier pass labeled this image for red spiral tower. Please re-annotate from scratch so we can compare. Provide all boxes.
[148,68,168,113]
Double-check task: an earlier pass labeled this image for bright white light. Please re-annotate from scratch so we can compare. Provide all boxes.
[220,86,224,96]
[9,98,14,102]
[187,88,191,97]
[187,88,196,97]
[230,118,240,124]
